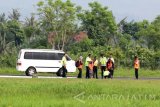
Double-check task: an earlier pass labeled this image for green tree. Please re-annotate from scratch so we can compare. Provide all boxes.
[150,16,160,50]
[0,12,20,67]
[7,20,24,46]
[7,9,24,46]
[37,0,80,50]
[23,15,45,48]
[78,1,117,46]
[135,17,160,50]
[8,9,20,20]
[69,38,94,55]
[0,13,7,53]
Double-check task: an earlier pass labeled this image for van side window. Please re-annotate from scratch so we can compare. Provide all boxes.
[33,52,42,59]
[47,53,57,60]
[24,52,33,59]
[24,52,60,60]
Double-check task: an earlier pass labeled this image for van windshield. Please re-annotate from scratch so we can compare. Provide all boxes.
[57,53,71,61]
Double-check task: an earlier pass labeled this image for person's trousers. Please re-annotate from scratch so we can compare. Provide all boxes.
[86,66,90,79]
[93,66,98,79]
[112,70,114,77]
[135,68,138,79]
[62,66,67,77]
[108,70,113,78]
[111,70,114,78]
[101,66,106,79]
[77,68,82,78]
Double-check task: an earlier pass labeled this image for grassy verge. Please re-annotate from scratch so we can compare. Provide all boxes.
[0,78,160,107]
[0,68,23,75]
[0,67,160,78]
[114,68,160,77]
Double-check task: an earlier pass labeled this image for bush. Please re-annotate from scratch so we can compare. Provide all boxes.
[0,47,18,67]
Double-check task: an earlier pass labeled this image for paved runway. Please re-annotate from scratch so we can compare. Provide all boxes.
[0,75,160,80]
[0,75,76,79]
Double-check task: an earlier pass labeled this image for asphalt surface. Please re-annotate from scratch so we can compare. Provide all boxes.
[0,75,76,79]
[0,75,160,80]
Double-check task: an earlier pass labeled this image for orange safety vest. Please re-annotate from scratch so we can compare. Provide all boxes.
[134,60,140,69]
[89,61,94,70]
[78,61,83,69]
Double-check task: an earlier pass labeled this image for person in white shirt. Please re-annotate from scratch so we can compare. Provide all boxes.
[108,53,114,63]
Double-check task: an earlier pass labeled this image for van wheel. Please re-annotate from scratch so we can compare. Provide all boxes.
[26,67,36,76]
[56,68,63,76]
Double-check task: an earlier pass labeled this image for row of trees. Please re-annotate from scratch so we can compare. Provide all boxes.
[0,0,160,69]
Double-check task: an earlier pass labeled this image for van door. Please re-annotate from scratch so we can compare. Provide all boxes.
[37,52,61,72]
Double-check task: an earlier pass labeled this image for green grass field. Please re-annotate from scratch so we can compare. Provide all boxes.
[0,68,160,106]
[0,78,160,107]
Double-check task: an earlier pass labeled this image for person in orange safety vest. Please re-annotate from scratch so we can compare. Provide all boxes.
[134,56,140,79]
[89,59,94,78]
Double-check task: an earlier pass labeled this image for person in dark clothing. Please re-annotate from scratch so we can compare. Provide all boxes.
[76,56,83,78]
[108,53,115,77]
[62,66,67,77]
[106,59,114,79]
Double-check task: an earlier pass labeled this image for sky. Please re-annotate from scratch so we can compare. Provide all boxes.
[0,0,160,22]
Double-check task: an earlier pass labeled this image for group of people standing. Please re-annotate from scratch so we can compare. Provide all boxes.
[76,53,115,79]
[61,53,140,79]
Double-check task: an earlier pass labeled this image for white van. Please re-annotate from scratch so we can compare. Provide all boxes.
[16,49,76,76]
